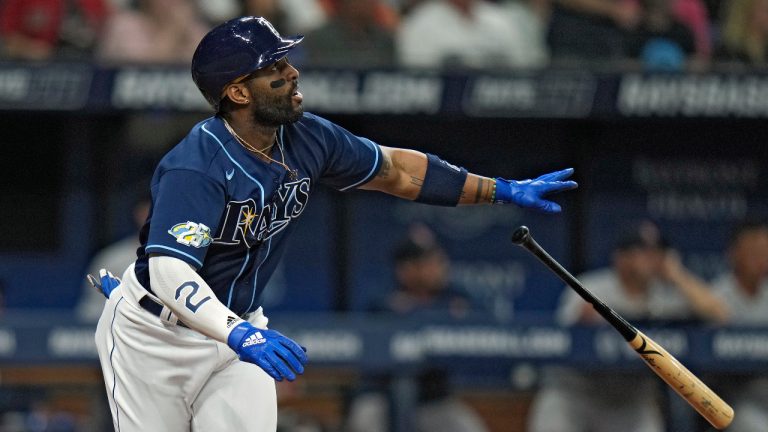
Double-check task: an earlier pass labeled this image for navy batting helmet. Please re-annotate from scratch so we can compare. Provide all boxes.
[191,16,303,110]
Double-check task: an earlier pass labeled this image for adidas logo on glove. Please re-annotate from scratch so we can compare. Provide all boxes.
[242,332,267,347]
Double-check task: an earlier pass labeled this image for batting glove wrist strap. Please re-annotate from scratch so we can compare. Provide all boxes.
[227,322,308,382]
[493,168,577,213]
[227,322,256,349]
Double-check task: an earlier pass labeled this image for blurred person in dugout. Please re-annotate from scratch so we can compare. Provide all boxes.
[96,0,209,64]
[76,195,150,322]
[709,218,768,432]
[527,219,728,432]
[345,225,487,432]
[368,224,474,319]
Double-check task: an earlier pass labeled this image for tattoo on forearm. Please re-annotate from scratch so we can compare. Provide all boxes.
[474,178,484,203]
[410,177,423,187]
[378,155,392,179]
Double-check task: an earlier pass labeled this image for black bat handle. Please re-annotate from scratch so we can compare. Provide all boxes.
[511,226,637,341]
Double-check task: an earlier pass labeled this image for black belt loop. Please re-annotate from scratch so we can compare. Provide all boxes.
[139,295,189,328]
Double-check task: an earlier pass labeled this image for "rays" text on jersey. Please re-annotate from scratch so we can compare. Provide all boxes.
[213,178,311,247]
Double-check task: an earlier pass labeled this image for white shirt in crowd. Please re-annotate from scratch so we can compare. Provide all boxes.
[397,0,548,69]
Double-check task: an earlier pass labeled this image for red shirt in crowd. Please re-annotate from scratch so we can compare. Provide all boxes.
[0,0,108,48]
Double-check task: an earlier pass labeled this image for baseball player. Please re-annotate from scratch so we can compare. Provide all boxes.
[92,16,577,432]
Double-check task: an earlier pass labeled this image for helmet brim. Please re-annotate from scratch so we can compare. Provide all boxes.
[254,35,304,71]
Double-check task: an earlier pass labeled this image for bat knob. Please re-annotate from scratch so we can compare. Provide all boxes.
[511,226,530,245]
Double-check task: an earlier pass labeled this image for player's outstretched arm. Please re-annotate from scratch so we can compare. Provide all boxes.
[360,146,578,212]
[148,255,307,381]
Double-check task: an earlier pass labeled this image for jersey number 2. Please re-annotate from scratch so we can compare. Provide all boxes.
[175,281,212,313]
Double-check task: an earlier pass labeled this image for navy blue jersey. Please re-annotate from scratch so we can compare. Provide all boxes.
[134,113,382,316]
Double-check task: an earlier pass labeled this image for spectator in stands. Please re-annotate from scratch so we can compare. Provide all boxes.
[369,224,473,318]
[506,0,551,21]
[702,0,725,20]
[0,0,109,60]
[195,0,240,25]
[303,0,396,68]
[500,0,552,62]
[549,0,710,67]
[76,195,150,322]
[96,0,209,64]
[242,0,328,35]
[394,0,431,15]
[320,0,400,31]
[717,0,768,67]
[547,0,641,65]
[672,0,712,64]
[527,220,728,432]
[240,0,291,34]
[625,0,697,71]
[710,218,768,432]
[397,0,548,70]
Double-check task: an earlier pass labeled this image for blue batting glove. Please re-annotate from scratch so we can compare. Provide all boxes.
[86,269,121,298]
[495,168,578,213]
[227,322,308,382]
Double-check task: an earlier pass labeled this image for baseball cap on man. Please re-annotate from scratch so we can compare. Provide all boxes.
[614,220,670,251]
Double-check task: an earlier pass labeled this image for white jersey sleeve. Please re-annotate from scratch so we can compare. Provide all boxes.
[149,255,246,344]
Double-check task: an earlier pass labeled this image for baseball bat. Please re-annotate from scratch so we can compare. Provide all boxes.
[511,226,734,430]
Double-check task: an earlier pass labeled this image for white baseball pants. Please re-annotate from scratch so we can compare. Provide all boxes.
[95,265,277,431]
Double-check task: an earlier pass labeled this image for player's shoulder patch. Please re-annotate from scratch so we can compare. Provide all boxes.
[168,221,213,248]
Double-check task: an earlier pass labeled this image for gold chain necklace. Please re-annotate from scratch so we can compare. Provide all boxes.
[223,118,297,180]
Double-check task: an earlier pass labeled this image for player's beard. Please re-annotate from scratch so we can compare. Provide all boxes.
[249,84,303,127]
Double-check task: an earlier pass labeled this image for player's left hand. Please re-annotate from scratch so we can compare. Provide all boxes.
[86,269,121,299]
[227,322,308,382]
[495,168,578,213]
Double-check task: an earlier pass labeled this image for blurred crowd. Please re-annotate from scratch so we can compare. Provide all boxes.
[1,0,768,71]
